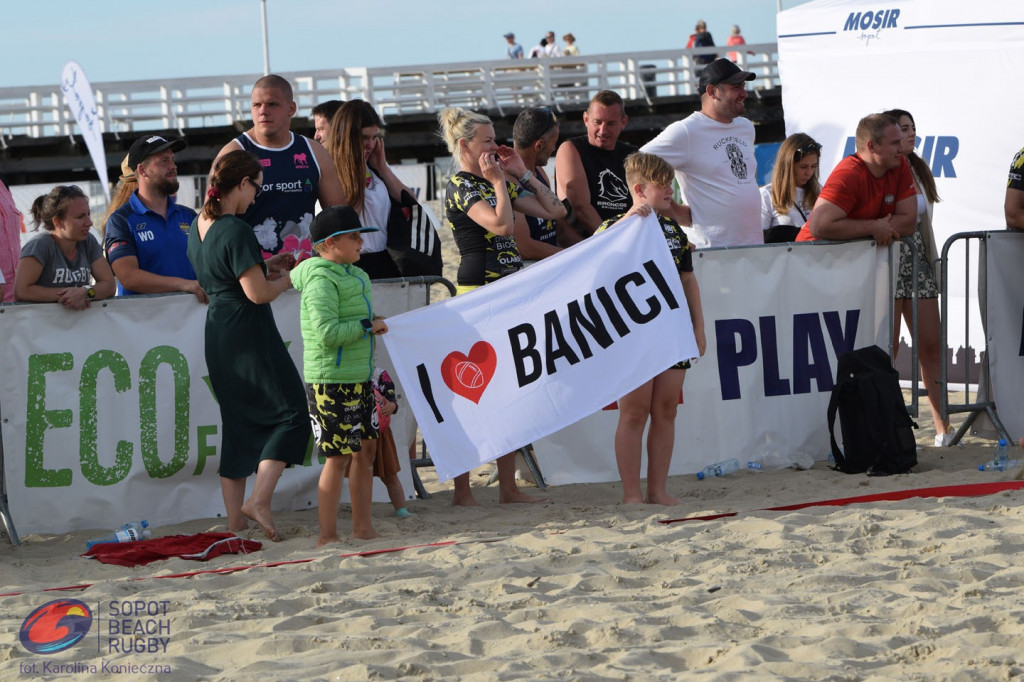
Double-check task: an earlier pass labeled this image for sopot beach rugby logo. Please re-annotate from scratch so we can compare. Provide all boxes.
[19,599,93,654]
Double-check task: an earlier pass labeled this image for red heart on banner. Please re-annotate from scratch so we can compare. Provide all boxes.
[440,341,497,404]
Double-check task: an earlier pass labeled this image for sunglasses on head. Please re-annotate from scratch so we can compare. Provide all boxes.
[794,142,822,161]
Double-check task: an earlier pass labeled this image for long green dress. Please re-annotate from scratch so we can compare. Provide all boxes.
[186,214,309,478]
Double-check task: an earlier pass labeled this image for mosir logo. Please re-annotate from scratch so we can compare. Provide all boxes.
[843,8,900,45]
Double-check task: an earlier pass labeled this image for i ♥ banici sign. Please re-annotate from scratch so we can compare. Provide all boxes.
[383,214,698,480]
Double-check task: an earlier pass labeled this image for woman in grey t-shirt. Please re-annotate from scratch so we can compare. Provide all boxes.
[14,185,115,310]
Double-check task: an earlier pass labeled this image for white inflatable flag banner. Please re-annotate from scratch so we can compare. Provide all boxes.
[382,213,697,481]
[61,61,110,201]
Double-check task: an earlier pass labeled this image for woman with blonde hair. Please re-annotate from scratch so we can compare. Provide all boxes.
[324,99,414,279]
[882,108,951,445]
[759,133,821,243]
[437,106,566,506]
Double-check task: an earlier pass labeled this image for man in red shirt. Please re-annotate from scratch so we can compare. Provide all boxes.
[797,113,916,245]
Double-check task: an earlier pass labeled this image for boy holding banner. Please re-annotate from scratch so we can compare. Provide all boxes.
[598,153,706,504]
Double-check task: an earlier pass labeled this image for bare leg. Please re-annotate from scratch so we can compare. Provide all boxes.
[914,299,949,434]
[316,455,349,547]
[349,440,380,540]
[452,473,480,507]
[645,370,685,506]
[382,474,408,511]
[241,459,286,541]
[221,476,248,534]
[614,380,654,504]
[497,453,548,503]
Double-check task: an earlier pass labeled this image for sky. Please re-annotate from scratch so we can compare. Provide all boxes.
[0,0,812,89]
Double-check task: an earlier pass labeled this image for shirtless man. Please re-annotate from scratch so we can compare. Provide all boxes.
[215,75,344,260]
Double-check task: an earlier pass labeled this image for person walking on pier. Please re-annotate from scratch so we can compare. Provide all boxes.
[215,75,344,261]
[105,134,206,301]
[504,33,523,60]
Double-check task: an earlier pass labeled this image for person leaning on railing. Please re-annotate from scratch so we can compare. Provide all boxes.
[14,185,115,310]
[759,133,821,243]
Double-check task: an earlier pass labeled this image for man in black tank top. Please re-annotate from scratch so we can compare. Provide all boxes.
[511,107,579,259]
[213,75,344,259]
[555,90,636,237]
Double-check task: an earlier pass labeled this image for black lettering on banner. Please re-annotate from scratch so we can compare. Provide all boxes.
[416,364,444,423]
[595,286,630,337]
[642,260,680,310]
[614,271,661,324]
[544,310,581,375]
[508,324,542,387]
[567,294,614,358]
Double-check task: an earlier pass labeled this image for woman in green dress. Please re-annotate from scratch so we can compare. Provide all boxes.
[187,150,309,540]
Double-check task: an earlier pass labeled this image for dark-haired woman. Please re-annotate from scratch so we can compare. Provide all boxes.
[15,185,115,309]
[186,149,309,540]
[882,108,951,444]
[325,99,413,278]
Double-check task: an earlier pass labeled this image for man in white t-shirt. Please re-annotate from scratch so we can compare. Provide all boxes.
[641,58,761,247]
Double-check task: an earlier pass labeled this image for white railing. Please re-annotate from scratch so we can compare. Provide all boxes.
[0,44,778,141]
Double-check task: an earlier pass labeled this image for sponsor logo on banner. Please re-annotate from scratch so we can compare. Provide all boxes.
[843,7,901,45]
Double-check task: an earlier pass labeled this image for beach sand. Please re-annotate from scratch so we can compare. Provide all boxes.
[4,210,1022,679]
[3,407,1023,680]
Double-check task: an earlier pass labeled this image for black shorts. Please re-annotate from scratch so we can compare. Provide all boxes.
[305,382,379,457]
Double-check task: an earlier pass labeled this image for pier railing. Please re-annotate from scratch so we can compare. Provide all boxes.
[0,44,778,142]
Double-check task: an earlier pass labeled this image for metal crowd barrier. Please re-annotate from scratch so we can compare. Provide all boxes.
[938,232,1012,445]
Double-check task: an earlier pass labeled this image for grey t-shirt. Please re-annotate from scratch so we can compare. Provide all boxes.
[20,232,102,287]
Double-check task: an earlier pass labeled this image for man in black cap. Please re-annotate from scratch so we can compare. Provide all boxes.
[641,58,761,247]
[105,135,207,300]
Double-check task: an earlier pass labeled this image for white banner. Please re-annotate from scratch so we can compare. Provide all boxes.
[0,283,424,535]
[60,61,110,202]
[382,214,697,481]
[777,0,1024,351]
[984,232,1024,441]
[534,241,892,484]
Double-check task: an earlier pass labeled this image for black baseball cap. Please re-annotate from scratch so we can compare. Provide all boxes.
[310,206,380,245]
[697,59,756,95]
[127,134,186,169]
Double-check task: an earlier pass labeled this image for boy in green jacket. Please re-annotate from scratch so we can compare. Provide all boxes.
[291,206,388,545]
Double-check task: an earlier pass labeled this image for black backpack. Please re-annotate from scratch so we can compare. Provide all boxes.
[827,345,918,475]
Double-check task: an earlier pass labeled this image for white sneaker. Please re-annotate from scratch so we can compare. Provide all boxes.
[934,428,962,448]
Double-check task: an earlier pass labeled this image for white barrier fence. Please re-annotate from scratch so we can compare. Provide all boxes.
[1,241,889,536]
[0,44,780,141]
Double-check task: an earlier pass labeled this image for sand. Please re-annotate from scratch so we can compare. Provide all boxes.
[4,207,1022,679]
[3,413,1024,680]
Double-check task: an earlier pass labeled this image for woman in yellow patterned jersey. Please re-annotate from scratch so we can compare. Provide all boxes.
[436,106,566,505]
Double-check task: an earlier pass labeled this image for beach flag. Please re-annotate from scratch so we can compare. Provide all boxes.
[383,213,698,480]
[60,61,110,201]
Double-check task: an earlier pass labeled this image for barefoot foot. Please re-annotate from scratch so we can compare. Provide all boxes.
[500,489,549,504]
[241,500,279,541]
[646,493,681,506]
[316,535,341,548]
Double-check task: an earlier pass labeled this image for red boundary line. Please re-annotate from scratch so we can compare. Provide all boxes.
[0,540,465,598]
[659,480,1024,524]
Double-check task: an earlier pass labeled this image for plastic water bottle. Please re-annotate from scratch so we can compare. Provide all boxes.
[995,439,1009,466]
[978,458,1021,472]
[747,452,816,472]
[86,520,151,550]
[696,458,740,480]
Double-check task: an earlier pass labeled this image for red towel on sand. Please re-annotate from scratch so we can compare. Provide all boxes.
[82,532,262,567]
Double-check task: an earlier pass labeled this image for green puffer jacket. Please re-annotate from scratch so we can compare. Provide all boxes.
[291,257,375,384]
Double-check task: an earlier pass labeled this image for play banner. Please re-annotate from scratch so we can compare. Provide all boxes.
[382,213,697,481]
[983,231,1024,441]
[0,283,423,535]
[60,61,110,202]
[534,240,892,485]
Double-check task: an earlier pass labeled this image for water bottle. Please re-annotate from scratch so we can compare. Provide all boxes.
[747,451,816,472]
[995,439,1009,466]
[86,520,151,550]
[696,458,740,480]
[978,458,1021,472]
